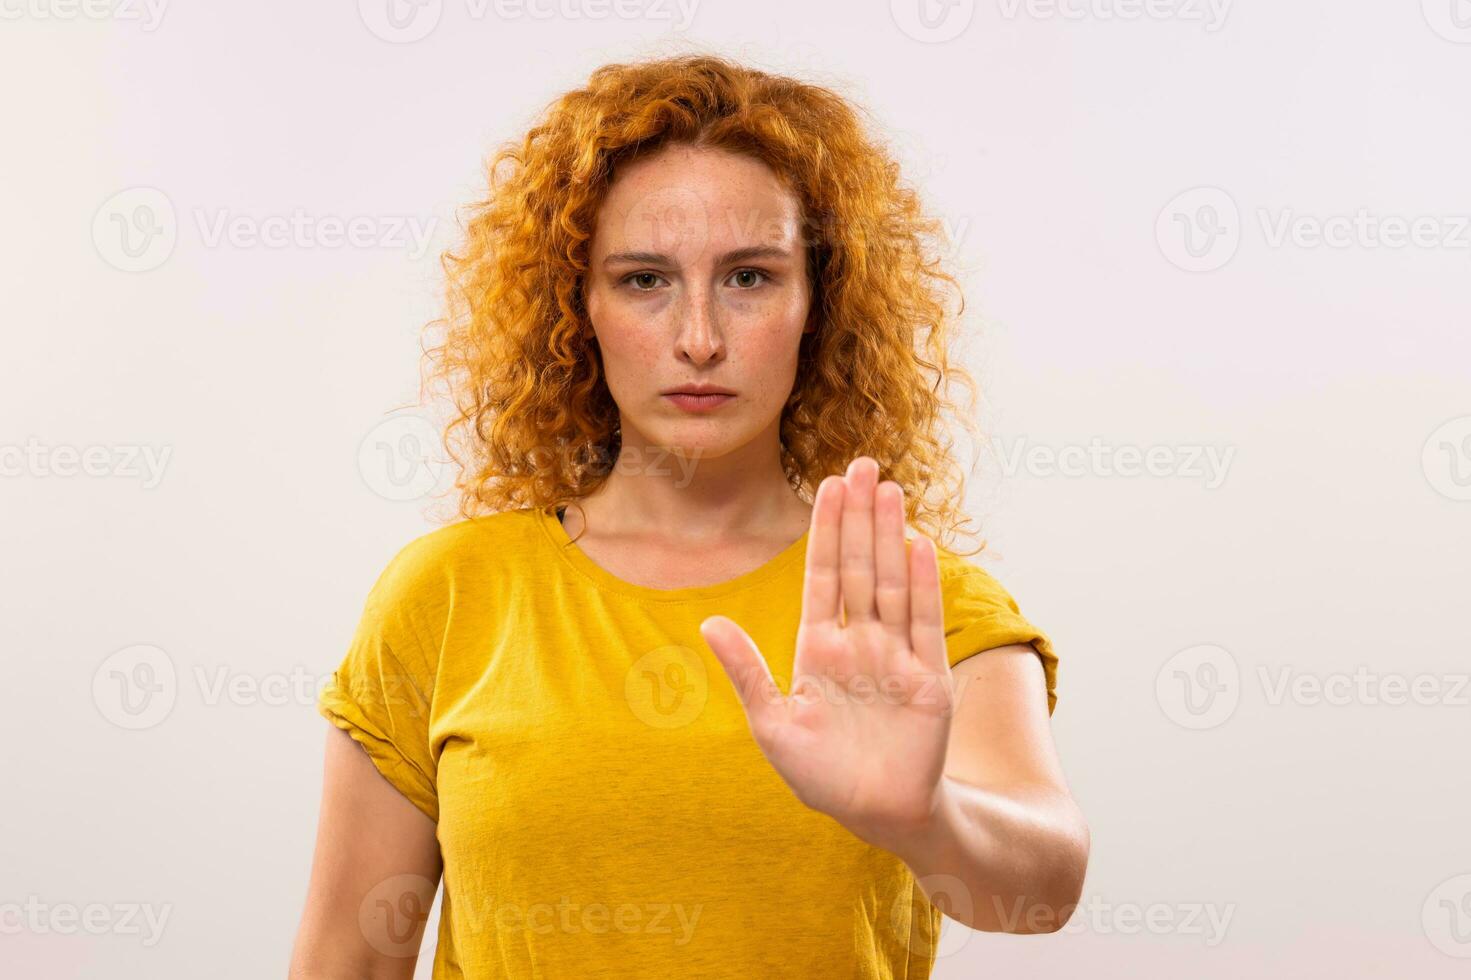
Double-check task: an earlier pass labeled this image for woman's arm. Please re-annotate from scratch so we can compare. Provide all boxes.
[889,643,1090,934]
[289,725,443,979]
[703,464,1087,935]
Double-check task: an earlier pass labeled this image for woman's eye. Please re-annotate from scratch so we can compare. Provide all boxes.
[622,269,768,291]
[730,268,767,288]
[626,272,664,291]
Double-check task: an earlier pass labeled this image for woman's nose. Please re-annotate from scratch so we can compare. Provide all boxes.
[674,291,725,364]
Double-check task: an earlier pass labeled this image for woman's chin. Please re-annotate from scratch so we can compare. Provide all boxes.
[629,426,741,464]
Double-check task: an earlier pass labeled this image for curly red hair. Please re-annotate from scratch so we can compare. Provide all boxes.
[420,52,985,555]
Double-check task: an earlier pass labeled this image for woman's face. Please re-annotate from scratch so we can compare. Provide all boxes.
[582,143,813,463]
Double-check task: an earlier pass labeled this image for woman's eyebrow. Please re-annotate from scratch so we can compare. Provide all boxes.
[602,244,793,267]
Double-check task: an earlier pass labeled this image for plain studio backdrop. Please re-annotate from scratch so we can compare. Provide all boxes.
[2,2,1468,977]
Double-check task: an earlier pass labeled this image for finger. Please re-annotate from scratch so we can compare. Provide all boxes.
[700,616,783,734]
[873,480,910,640]
[840,457,878,624]
[800,475,845,629]
[908,534,949,674]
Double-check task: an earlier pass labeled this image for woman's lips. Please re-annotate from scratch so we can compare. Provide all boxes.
[663,392,734,412]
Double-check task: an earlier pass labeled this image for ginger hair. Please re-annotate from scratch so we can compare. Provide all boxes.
[420,52,984,555]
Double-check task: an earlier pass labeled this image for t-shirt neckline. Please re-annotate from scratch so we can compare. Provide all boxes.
[534,505,809,603]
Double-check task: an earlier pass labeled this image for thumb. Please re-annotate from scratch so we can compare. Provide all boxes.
[699,615,783,732]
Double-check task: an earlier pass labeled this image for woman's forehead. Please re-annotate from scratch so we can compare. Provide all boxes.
[592,153,805,264]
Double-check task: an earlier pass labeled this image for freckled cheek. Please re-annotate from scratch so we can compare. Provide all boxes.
[592,317,666,394]
[730,294,808,401]
[588,285,808,371]
[586,291,662,365]
[727,287,807,333]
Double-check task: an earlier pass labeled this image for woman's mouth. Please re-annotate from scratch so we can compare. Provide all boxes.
[663,392,735,412]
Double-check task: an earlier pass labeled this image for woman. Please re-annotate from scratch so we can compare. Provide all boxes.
[290,53,1088,979]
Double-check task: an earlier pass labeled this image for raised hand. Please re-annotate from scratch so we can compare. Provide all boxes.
[699,457,957,852]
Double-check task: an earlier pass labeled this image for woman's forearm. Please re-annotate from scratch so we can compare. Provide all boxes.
[882,775,1090,934]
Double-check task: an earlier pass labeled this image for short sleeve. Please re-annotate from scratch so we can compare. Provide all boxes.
[318,552,440,822]
[939,559,1059,716]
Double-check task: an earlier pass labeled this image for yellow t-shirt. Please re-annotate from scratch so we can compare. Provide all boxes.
[317,506,1057,978]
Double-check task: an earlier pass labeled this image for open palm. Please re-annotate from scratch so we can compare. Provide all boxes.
[700,457,957,849]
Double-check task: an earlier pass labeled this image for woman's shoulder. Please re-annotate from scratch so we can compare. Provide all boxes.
[365,508,542,607]
[930,540,979,577]
[929,538,1059,711]
[928,540,1040,636]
